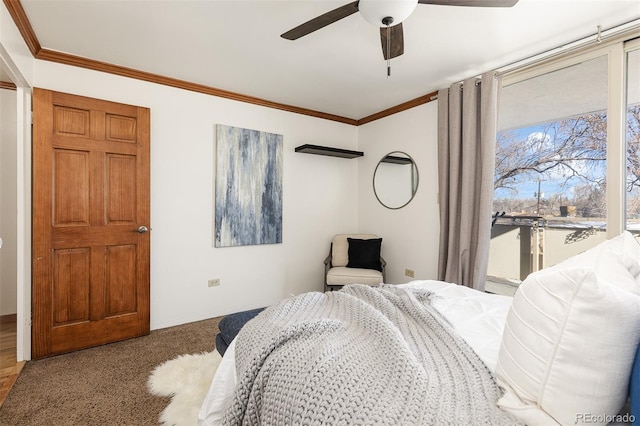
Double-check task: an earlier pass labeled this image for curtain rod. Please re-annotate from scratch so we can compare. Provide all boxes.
[429,18,640,102]
[496,18,640,76]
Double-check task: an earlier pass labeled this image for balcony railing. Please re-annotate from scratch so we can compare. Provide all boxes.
[488,215,609,283]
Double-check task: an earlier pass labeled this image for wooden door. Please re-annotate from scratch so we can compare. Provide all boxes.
[32,88,150,359]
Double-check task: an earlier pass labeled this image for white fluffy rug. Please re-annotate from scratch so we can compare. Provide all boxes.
[148,351,222,426]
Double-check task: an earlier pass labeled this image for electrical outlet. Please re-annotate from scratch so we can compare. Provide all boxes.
[208,278,220,287]
[405,269,415,278]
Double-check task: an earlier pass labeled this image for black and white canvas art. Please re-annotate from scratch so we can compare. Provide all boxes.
[215,125,283,247]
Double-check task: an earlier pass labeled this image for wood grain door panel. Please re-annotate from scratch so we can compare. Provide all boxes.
[106,153,137,224]
[33,88,150,359]
[52,247,91,326]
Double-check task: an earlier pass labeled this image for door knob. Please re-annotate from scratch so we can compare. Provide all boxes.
[137,225,149,234]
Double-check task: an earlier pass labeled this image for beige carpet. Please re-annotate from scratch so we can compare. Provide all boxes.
[0,317,221,426]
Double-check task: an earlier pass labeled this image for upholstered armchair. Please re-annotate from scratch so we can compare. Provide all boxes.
[324,234,386,292]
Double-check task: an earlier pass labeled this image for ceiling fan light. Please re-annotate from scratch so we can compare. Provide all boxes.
[359,0,418,27]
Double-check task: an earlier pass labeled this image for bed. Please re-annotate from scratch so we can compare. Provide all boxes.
[198,232,640,426]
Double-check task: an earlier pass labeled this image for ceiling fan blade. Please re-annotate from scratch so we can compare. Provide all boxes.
[380,23,404,60]
[281,1,360,40]
[418,0,518,7]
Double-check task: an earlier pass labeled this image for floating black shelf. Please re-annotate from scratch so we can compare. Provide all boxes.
[381,155,412,165]
[295,144,363,159]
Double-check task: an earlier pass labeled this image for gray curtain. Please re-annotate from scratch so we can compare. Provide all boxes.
[437,71,501,291]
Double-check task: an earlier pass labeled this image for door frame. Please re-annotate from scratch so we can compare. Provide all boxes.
[0,43,31,361]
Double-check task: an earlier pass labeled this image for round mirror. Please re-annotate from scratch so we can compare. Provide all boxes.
[373,151,419,209]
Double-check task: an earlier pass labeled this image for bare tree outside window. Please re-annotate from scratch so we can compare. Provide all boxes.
[626,105,640,218]
[493,105,640,219]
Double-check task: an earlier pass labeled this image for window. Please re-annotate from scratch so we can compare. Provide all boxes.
[625,45,640,232]
[487,35,637,289]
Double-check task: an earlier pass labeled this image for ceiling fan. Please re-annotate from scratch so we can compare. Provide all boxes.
[281,0,519,75]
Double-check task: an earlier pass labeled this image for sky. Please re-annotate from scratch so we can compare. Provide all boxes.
[493,122,605,202]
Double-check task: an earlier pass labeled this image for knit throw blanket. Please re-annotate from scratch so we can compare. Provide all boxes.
[223,285,519,425]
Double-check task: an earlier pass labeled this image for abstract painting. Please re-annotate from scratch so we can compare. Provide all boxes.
[215,125,283,247]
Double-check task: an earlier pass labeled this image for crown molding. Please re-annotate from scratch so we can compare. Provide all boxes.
[4,0,436,126]
[357,91,438,125]
[35,48,359,125]
[0,80,17,90]
[3,0,40,56]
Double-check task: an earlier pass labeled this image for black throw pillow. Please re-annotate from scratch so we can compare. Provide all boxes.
[347,238,383,272]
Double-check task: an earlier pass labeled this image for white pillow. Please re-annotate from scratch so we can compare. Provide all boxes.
[495,258,640,425]
[551,230,640,292]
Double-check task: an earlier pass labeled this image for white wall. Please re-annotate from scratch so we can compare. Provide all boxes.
[34,60,360,329]
[357,102,440,284]
[0,88,17,315]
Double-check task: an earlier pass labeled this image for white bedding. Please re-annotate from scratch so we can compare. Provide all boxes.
[198,280,513,426]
